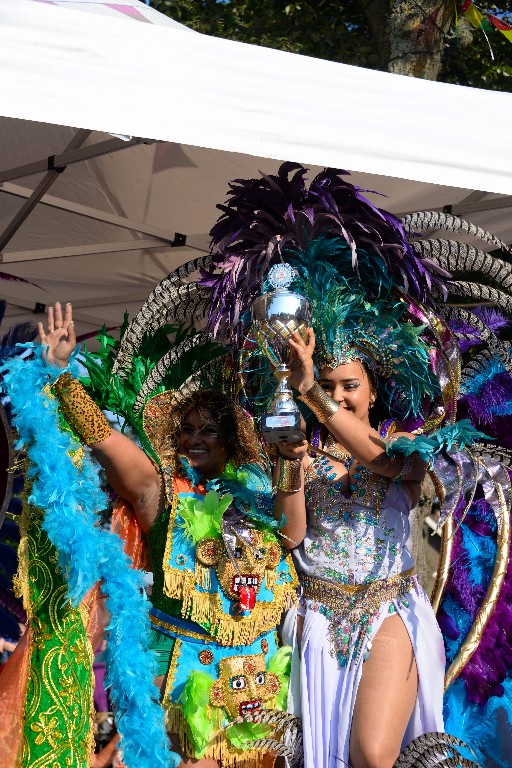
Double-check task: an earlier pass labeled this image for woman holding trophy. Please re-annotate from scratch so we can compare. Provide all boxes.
[204,164,449,768]
[203,163,502,768]
[277,326,446,768]
[4,162,511,768]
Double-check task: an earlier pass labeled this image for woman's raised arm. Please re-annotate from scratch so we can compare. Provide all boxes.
[39,303,163,531]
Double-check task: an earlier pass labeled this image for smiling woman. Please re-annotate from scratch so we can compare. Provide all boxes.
[18,304,301,768]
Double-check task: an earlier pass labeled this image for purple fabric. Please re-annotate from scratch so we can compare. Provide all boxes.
[93,660,109,713]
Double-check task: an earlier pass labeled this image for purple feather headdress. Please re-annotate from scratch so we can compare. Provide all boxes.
[201,163,446,342]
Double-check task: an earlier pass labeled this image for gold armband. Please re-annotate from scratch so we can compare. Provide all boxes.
[53,373,112,446]
[298,382,338,423]
[277,457,302,493]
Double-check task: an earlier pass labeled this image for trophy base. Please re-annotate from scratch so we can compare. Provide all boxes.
[261,412,303,443]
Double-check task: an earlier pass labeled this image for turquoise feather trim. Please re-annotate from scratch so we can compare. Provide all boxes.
[385,420,489,464]
[460,356,507,396]
[0,351,177,768]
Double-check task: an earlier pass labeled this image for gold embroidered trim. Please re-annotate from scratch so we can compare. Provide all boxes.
[150,615,212,643]
[18,480,94,768]
[13,474,32,618]
[165,704,273,768]
[162,490,179,597]
[300,568,414,602]
[301,568,415,666]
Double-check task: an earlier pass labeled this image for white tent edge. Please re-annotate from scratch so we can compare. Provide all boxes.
[1,0,512,196]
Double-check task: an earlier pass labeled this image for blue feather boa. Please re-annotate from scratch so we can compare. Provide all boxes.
[0,351,178,768]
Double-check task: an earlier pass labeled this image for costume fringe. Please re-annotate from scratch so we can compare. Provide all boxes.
[166,705,275,768]
[164,569,298,647]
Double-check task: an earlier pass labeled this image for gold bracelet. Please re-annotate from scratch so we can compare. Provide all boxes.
[277,457,302,493]
[298,382,338,423]
[53,373,112,446]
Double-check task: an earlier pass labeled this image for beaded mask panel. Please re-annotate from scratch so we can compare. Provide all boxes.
[196,529,281,612]
[209,653,281,719]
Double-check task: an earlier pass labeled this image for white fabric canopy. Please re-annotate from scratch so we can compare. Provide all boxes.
[0,0,511,338]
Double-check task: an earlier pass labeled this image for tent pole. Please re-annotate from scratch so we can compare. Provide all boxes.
[0,239,172,264]
[0,136,151,184]
[0,182,175,240]
[0,129,92,252]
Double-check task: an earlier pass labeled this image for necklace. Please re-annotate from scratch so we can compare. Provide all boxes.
[310,431,383,500]
[324,433,351,464]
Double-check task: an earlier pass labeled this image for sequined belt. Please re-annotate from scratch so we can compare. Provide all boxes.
[299,568,415,667]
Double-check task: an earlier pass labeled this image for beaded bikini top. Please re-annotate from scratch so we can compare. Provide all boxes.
[305,433,391,519]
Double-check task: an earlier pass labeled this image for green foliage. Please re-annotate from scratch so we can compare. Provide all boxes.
[441,5,512,91]
[154,0,511,91]
[155,0,379,69]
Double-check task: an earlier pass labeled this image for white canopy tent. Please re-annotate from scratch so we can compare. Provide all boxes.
[0,0,511,339]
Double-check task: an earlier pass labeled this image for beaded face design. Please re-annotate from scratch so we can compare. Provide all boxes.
[209,654,281,718]
[195,529,281,611]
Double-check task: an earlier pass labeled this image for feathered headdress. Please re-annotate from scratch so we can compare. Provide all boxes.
[201,163,448,341]
[200,165,453,424]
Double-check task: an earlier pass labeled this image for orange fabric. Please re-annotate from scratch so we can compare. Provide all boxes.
[112,497,150,571]
[83,583,110,654]
[0,629,31,768]
[85,498,152,652]
[174,476,206,494]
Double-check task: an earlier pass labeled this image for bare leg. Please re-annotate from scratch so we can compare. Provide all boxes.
[349,615,418,768]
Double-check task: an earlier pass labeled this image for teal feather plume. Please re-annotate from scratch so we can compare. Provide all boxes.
[385,420,489,464]
[285,235,394,302]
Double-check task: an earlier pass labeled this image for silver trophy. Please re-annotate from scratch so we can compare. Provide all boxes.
[251,263,312,442]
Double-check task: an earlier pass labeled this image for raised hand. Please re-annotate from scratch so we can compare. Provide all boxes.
[37,302,76,368]
[287,327,316,394]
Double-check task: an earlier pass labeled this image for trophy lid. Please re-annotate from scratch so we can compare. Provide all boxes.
[267,262,296,291]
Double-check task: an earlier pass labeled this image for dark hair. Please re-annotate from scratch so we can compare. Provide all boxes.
[169,390,262,468]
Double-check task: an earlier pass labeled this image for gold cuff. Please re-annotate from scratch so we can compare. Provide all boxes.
[277,457,302,493]
[53,373,112,446]
[298,382,338,423]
